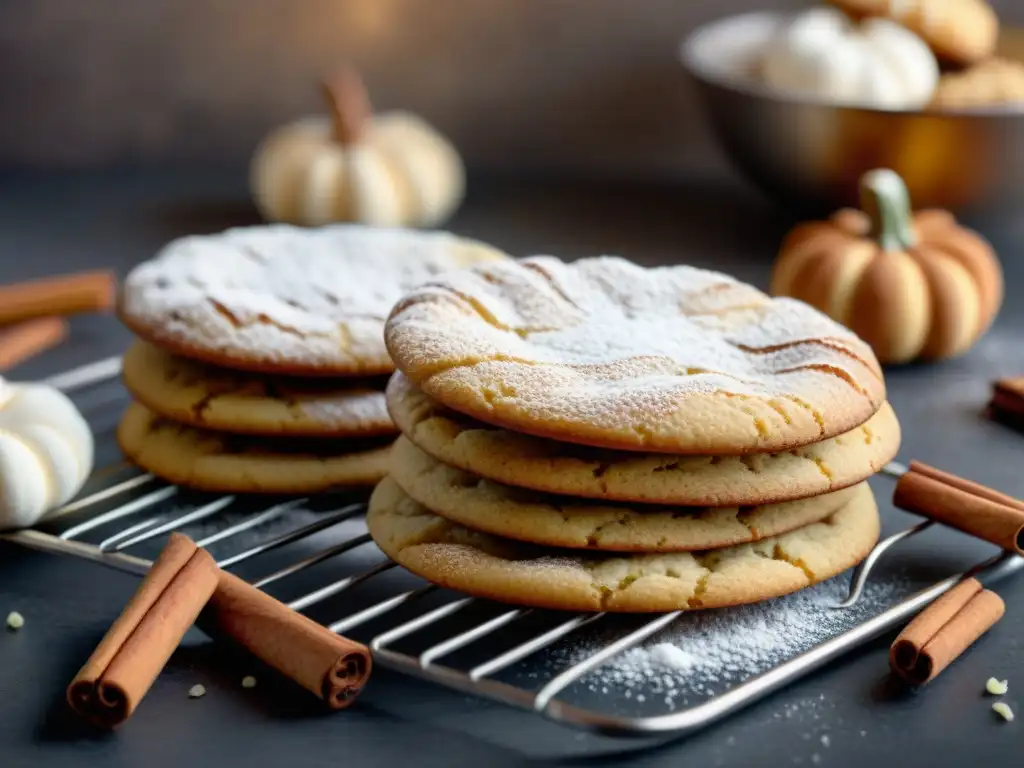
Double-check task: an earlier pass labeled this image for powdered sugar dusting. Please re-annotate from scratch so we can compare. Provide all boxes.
[121,224,506,370]
[296,391,391,428]
[387,256,886,452]
[545,575,908,709]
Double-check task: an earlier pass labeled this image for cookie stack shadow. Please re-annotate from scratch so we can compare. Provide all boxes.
[369,256,902,613]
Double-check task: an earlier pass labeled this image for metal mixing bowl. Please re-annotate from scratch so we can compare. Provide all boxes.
[681,12,1024,214]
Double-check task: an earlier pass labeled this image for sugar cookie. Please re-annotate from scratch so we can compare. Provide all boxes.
[117,402,391,493]
[385,256,885,454]
[120,224,509,376]
[367,479,880,612]
[123,341,394,438]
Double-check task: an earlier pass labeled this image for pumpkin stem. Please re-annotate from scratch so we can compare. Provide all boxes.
[321,66,373,145]
[859,169,917,252]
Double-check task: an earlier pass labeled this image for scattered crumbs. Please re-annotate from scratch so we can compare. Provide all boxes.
[820,734,830,748]
[241,676,257,689]
[985,678,1009,696]
[992,702,1014,722]
[188,684,206,699]
[6,611,24,631]
[811,754,821,765]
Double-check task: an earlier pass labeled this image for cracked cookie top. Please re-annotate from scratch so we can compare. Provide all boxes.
[119,224,510,376]
[385,256,886,454]
[366,477,880,612]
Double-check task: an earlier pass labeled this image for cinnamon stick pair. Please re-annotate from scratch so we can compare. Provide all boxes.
[890,577,1005,685]
[888,463,1017,685]
[893,461,1024,555]
[0,271,115,372]
[68,533,372,727]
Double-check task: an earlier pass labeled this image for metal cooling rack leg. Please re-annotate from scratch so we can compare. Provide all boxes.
[837,520,935,608]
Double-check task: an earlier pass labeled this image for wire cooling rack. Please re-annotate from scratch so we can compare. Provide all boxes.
[4,355,1023,739]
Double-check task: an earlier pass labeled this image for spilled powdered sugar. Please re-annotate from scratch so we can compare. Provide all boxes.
[541,575,908,710]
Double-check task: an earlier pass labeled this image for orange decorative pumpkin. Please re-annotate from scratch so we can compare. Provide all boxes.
[771,169,1003,364]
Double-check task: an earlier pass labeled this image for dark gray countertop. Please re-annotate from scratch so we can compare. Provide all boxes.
[1,170,1022,767]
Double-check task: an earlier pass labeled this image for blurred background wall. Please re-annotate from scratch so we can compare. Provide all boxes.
[1,0,1022,177]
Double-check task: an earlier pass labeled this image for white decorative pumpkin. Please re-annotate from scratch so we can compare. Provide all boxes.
[0,380,93,530]
[251,67,465,228]
[761,7,939,110]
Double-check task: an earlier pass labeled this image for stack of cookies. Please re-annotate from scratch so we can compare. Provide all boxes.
[371,256,901,612]
[115,224,508,494]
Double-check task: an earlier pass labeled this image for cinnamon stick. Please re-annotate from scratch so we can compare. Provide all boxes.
[890,577,1005,685]
[988,377,1024,432]
[0,270,115,326]
[0,317,68,371]
[893,462,1024,554]
[200,571,371,709]
[321,66,373,145]
[67,533,218,727]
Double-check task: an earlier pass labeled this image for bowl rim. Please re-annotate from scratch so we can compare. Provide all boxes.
[678,10,1024,119]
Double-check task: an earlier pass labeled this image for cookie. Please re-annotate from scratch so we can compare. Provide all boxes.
[122,341,395,438]
[117,402,392,493]
[385,256,885,455]
[367,478,880,612]
[119,224,509,377]
[830,0,998,65]
[388,436,864,552]
[931,59,1024,110]
[387,373,899,506]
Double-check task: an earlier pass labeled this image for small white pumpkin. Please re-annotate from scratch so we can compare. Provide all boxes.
[0,379,93,530]
[251,67,465,228]
[761,7,939,110]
